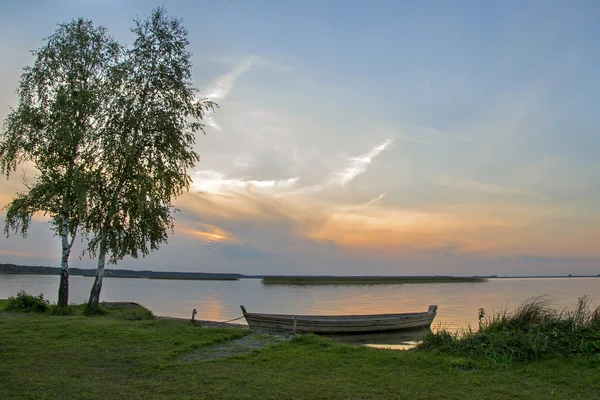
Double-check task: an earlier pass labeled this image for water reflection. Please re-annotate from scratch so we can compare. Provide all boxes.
[1,275,598,347]
[194,297,225,322]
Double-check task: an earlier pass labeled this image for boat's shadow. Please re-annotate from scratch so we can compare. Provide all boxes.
[322,328,429,347]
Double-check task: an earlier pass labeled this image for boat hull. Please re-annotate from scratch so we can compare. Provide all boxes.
[240,305,437,334]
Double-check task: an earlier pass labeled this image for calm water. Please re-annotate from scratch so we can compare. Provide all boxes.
[1,275,598,334]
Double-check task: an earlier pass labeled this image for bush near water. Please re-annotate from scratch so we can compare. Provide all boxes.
[6,290,50,312]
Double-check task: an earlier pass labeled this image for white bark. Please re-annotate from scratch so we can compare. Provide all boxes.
[88,232,107,309]
[58,214,71,306]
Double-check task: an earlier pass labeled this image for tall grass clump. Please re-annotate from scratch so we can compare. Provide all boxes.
[418,296,600,361]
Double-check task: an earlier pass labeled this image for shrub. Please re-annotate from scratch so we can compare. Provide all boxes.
[6,291,50,313]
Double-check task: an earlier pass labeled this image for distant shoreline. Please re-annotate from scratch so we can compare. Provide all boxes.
[261,276,487,284]
[0,263,242,281]
[0,263,598,281]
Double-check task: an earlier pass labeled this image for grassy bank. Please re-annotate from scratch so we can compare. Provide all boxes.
[262,276,487,285]
[1,298,599,399]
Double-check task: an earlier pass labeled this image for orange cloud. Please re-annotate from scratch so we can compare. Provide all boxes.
[4,157,595,266]
[179,222,242,245]
[0,249,54,258]
[174,186,600,261]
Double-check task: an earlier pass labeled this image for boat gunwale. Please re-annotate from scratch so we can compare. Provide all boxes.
[246,311,430,321]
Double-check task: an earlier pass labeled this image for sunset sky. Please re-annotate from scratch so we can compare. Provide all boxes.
[1,0,599,276]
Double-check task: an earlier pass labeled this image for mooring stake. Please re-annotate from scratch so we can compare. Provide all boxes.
[191,308,197,322]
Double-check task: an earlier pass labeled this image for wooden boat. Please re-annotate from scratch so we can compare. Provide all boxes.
[240,305,438,334]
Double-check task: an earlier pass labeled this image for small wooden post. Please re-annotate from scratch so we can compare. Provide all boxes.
[292,317,297,334]
[191,308,197,322]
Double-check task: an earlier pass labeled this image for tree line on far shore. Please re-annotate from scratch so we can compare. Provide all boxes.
[0,264,242,280]
[0,7,216,312]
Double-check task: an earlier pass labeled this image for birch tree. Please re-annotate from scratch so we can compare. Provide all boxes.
[0,20,121,306]
[85,7,216,311]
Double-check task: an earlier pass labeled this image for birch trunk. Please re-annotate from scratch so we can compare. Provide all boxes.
[57,214,71,307]
[87,234,107,310]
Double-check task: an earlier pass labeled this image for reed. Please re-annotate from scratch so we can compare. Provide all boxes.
[146,276,239,281]
[418,296,600,361]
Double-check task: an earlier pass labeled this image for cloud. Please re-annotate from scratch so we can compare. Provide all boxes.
[203,57,257,101]
[386,126,472,145]
[198,56,259,130]
[436,175,549,199]
[276,139,393,197]
[190,170,299,195]
[232,154,255,168]
[274,183,325,198]
[0,249,47,258]
[179,222,241,245]
[338,194,386,212]
[395,132,438,144]
[177,221,266,257]
[174,189,335,260]
[331,139,393,187]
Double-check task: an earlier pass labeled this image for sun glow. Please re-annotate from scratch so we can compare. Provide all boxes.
[180,224,240,245]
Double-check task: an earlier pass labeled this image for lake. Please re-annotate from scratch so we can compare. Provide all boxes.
[1,274,598,333]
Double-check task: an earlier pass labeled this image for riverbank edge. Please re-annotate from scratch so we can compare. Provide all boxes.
[1,301,599,399]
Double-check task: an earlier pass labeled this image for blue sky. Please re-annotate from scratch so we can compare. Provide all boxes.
[1,1,599,276]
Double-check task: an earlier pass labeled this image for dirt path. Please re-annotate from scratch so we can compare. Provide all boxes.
[156,314,296,362]
[175,333,294,363]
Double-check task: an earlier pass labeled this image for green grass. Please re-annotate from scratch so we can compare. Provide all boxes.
[419,296,600,361]
[262,276,486,285]
[1,300,599,399]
